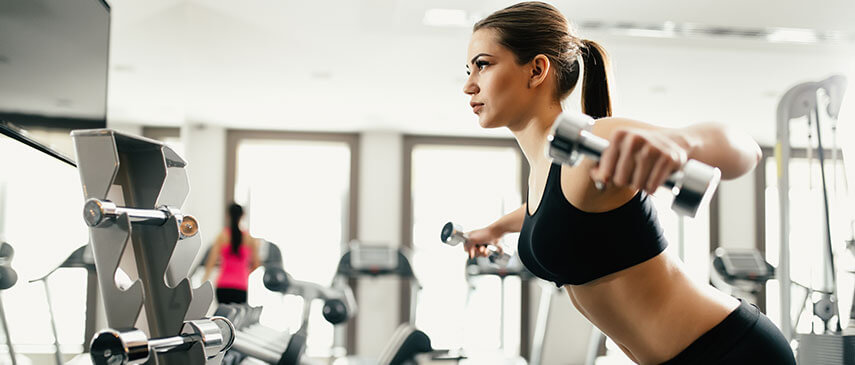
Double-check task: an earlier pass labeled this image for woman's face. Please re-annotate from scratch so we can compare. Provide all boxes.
[463,29,534,129]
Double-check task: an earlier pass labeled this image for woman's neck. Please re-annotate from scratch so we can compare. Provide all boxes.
[511,103,563,167]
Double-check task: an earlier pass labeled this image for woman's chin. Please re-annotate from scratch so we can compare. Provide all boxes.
[478,116,502,129]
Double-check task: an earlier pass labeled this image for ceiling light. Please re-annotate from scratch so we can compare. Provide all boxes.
[766,28,819,43]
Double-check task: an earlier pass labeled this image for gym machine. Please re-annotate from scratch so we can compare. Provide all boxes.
[331,244,440,365]
[72,129,234,364]
[214,304,306,365]
[0,242,19,365]
[774,75,853,364]
[29,244,96,365]
[547,111,721,218]
[710,248,776,306]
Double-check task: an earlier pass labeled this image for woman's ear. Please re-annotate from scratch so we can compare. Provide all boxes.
[528,54,551,88]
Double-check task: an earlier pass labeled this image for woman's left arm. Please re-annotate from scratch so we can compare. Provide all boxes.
[663,122,762,180]
[590,118,762,194]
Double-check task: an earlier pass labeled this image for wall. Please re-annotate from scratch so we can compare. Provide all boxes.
[352,131,405,356]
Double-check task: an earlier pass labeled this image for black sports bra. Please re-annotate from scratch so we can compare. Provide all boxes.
[518,163,668,286]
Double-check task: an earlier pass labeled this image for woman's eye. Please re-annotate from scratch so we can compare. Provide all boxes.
[476,61,489,70]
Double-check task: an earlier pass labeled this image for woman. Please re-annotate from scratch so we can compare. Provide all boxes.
[203,203,261,304]
[461,2,794,364]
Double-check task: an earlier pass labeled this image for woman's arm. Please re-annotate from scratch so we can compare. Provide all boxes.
[202,233,226,282]
[589,118,762,193]
[465,204,527,258]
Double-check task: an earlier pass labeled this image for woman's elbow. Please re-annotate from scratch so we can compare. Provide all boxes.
[721,132,762,180]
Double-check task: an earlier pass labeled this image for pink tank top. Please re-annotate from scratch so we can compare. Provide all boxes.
[216,233,251,291]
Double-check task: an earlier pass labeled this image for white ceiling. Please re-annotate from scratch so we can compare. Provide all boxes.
[103,0,855,145]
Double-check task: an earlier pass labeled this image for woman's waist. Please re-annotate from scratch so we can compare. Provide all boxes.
[566,253,738,363]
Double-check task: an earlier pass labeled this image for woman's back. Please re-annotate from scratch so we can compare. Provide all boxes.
[216,231,252,291]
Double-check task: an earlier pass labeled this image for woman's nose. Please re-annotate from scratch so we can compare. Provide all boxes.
[462,75,478,95]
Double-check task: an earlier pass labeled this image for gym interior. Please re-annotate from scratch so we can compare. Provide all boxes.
[0,1,854,364]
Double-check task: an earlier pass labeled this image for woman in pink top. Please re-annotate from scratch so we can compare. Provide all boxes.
[203,203,261,304]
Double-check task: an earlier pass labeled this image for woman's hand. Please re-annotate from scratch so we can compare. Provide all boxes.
[589,128,688,194]
[464,226,504,259]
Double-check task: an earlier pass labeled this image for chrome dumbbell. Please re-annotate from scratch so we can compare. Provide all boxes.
[547,112,720,217]
[83,198,199,238]
[441,222,510,266]
[90,317,234,365]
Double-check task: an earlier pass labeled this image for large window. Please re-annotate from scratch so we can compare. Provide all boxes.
[760,150,851,333]
[226,131,357,357]
[405,137,525,355]
[0,129,88,354]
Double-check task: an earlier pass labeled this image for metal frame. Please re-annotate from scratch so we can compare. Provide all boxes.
[73,129,218,364]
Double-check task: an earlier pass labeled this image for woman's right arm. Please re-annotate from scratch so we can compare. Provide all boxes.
[464,204,526,258]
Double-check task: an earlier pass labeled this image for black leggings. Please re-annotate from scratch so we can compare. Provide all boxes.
[216,288,247,304]
[661,299,795,364]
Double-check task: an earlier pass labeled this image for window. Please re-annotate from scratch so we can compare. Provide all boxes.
[405,138,524,355]
[0,130,88,353]
[226,131,357,357]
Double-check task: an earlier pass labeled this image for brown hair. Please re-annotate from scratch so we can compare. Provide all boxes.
[473,2,612,118]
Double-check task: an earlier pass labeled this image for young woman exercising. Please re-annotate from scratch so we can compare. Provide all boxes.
[460,2,794,363]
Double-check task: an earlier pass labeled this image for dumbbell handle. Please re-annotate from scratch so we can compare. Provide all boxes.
[84,198,199,238]
[548,112,720,217]
[441,222,510,266]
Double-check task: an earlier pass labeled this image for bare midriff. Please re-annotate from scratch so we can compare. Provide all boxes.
[565,251,740,364]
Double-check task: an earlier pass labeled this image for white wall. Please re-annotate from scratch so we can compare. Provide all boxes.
[352,131,405,356]
[718,170,759,250]
[180,123,226,252]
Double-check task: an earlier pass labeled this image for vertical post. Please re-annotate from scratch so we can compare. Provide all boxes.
[499,277,505,351]
[529,283,553,365]
[42,281,64,365]
[0,294,17,365]
[777,95,793,340]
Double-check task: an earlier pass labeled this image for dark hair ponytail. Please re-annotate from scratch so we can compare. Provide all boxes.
[228,203,243,254]
[580,39,612,119]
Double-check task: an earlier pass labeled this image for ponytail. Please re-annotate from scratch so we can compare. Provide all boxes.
[228,203,243,255]
[580,39,612,119]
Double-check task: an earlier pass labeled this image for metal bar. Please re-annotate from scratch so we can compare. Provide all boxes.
[812,105,841,331]
[0,294,17,365]
[42,281,63,365]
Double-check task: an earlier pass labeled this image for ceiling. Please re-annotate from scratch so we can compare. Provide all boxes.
[100,0,855,144]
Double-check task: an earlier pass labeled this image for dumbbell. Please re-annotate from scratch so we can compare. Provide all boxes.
[441,222,510,266]
[83,198,199,238]
[547,112,721,218]
[0,243,17,290]
[90,317,234,365]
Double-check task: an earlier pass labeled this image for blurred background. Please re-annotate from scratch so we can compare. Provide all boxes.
[0,0,854,364]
